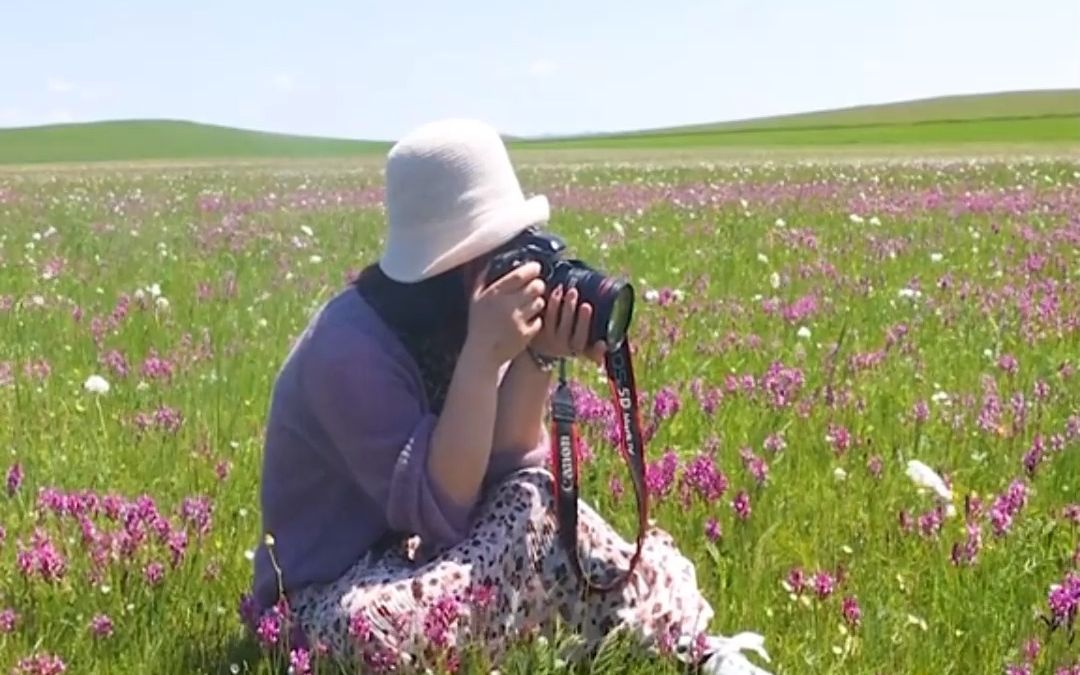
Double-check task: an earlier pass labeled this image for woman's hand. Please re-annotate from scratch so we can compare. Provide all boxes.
[463,262,547,370]
[530,285,607,366]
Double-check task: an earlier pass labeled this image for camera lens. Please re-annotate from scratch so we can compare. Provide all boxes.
[556,262,634,351]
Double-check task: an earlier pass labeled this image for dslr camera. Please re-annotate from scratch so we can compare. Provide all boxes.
[484,228,634,351]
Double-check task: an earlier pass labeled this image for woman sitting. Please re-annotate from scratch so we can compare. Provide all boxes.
[250,118,771,674]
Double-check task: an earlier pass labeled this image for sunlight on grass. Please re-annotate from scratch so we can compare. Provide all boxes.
[1,158,1079,673]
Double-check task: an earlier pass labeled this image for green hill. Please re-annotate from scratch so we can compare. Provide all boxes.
[0,90,1076,165]
[0,119,389,165]
[520,89,1080,149]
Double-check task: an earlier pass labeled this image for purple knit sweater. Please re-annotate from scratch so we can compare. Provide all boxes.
[252,287,547,609]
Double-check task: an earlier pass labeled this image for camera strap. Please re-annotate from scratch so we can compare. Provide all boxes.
[549,338,648,593]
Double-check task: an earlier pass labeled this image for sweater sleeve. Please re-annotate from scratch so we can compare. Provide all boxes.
[484,424,551,488]
[302,332,474,547]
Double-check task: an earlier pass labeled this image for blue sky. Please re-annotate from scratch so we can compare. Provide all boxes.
[2,0,1077,140]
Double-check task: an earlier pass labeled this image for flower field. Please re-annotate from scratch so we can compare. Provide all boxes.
[1,157,1079,674]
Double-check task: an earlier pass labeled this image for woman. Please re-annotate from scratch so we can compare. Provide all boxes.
[250,119,771,674]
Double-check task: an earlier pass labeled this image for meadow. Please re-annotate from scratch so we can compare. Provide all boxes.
[2,155,1080,674]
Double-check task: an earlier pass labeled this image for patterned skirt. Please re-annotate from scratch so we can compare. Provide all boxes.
[279,467,770,673]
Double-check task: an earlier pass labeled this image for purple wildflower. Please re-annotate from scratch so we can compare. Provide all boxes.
[6,462,23,496]
[349,611,373,643]
[1046,571,1080,630]
[732,490,751,521]
[998,353,1019,375]
[645,449,680,500]
[705,517,722,542]
[1022,637,1041,663]
[761,361,805,409]
[0,607,17,633]
[256,610,282,648]
[289,648,313,675]
[89,613,114,638]
[739,447,769,486]
[866,455,884,479]
[912,400,930,423]
[826,423,852,455]
[842,595,862,628]
[422,594,463,650]
[951,523,983,566]
[679,452,728,504]
[763,432,787,454]
[813,571,836,599]
[144,561,165,586]
[988,479,1029,537]
[12,653,67,675]
[786,567,807,595]
[652,386,681,422]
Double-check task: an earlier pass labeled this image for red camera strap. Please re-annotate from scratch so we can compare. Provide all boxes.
[549,337,649,593]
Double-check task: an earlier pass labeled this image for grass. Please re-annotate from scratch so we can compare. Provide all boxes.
[2,157,1080,674]
[565,89,1080,136]
[1,90,1076,166]
[0,119,389,165]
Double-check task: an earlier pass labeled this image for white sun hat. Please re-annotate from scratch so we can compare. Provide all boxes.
[378,118,550,283]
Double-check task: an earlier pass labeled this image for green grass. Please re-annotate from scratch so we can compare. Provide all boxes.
[570,89,1080,136]
[0,119,390,165]
[520,115,1079,149]
[1,158,1080,674]
[522,91,1080,149]
[1,90,1077,165]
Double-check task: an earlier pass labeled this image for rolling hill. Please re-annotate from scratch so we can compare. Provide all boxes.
[0,119,389,165]
[0,90,1076,165]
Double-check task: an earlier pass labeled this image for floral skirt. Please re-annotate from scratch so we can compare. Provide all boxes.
[282,467,768,673]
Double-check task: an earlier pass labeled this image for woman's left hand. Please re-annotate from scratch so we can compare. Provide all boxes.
[530,285,607,366]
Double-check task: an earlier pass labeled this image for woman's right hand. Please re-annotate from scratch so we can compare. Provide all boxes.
[463,261,546,369]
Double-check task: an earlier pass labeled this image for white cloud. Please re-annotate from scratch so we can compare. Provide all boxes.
[528,59,557,78]
[46,77,75,94]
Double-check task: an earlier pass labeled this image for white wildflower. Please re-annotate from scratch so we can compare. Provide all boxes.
[757,253,769,264]
[770,271,781,289]
[612,221,625,237]
[898,288,921,300]
[930,252,943,263]
[300,225,314,237]
[155,297,170,311]
[906,460,951,500]
[84,374,110,394]
[695,632,771,672]
[797,326,811,340]
[849,214,865,224]
[774,218,786,227]
[644,289,659,303]
[869,216,881,226]
[834,467,847,482]
[906,614,928,631]
[906,459,957,517]
[309,255,323,264]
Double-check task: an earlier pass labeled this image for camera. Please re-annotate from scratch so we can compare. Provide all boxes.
[484,228,634,351]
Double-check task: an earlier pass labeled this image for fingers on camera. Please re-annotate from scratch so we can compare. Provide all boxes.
[559,288,578,340]
[571,302,592,353]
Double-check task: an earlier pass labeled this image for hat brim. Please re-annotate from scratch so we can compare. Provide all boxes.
[379,195,550,283]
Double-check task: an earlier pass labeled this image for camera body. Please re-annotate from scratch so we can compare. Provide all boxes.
[485,229,634,350]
